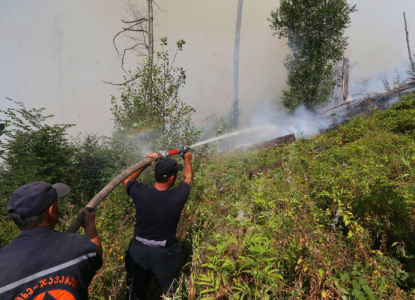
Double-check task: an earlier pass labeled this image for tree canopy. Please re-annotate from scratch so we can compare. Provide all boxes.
[270,0,357,110]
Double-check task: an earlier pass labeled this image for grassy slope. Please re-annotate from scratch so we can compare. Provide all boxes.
[1,95,415,299]
[175,94,415,300]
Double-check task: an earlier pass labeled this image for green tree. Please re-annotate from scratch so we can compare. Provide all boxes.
[269,0,357,110]
[0,101,76,213]
[0,100,118,215]
[111,38,200,160]
[72,134,119,201]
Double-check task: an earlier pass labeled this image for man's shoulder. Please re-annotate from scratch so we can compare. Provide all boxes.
[126,180,149,197]
[175,181,190,190]
[126,180,147,190]
[0,229,96,257]
[170,181,190,198]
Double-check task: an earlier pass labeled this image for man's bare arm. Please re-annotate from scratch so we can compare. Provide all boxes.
[82,208,102,255]
[183,152,193,186]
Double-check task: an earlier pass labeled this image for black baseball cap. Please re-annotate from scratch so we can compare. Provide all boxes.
[155,158,183,178]
[7,182,71,221]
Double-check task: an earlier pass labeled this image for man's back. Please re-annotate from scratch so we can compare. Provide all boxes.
[0,226,102,300]
[127,180,190,241]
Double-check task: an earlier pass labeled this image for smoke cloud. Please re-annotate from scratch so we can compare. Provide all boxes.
[1,0,415,143]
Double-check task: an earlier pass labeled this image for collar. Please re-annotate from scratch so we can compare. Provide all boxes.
[18,226,55,236]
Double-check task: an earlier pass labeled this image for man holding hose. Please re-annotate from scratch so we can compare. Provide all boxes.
[123,151,193,300]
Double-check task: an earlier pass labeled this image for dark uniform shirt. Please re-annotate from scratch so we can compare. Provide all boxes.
[126,181,190,241]
[0,226,102,300]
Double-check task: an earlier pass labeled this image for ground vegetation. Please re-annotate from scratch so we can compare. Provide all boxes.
[1,93,411,299]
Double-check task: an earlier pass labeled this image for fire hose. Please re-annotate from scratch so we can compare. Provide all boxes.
[66,145,191,233]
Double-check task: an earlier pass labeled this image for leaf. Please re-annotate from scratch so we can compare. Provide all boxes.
[352,279,361,290]
[319,269,325,279]
[275,273,284,280]
[391,242,399,247]
[352,289,366,300]
[344,214,351,226]
[362,285,376,300]
[358,278,368,285]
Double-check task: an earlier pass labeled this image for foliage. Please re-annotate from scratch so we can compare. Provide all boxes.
[111,38,200,163]
[0,100,117,219]
[0,100,76,213]
[269,0,357,110]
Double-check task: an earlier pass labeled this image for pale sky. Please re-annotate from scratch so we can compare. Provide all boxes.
[1,0,414,136]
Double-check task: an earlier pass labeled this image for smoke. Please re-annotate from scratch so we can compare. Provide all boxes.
[246,100,332,144]
[197,100,334,152]
[1,0,415,140]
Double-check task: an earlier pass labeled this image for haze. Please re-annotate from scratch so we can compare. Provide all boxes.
[1,0,414,136]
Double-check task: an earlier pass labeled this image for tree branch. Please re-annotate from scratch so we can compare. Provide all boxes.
[113,22,148,56]
[121,44,145,73]
[122,18,148,24]
[101,74,143,86]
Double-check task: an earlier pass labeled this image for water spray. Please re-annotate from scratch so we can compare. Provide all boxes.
[191,125,279,148]
[66,125,274,233]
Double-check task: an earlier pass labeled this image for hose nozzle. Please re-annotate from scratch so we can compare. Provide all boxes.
[159,145,191,159]
[178,145,191,157]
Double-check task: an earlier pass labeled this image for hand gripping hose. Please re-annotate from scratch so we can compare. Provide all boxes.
[65,145,190,233]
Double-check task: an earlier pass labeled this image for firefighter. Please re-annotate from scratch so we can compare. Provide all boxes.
[123,152,193,300]
[0,182,103,300]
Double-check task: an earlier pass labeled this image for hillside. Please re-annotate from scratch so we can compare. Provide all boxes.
[2,94,415,299]
[77,93,414,299]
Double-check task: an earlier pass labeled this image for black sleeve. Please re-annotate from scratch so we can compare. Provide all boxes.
[80,235,103,272]
[126,180,145,199]
[93,249,103,271]
[173,181,190,205]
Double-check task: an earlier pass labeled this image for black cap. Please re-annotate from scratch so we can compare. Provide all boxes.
[7,182,71,221]
[155,158,183,178]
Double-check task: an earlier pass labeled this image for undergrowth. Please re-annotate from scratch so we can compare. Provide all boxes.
[1,94,415,299]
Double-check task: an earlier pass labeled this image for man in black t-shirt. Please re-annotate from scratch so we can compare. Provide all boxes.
[0,182,103,300]
[122,152,193,300]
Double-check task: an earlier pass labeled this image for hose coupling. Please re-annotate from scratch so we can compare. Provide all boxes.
[159,150,170,159]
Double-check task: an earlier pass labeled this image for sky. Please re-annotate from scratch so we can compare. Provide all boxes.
[1,0,415,137]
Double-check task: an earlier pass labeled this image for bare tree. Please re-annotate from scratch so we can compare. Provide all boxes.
[403,12,413,66]
[112,0,155,74]
[342,57,349,101]
[232,0,244,128]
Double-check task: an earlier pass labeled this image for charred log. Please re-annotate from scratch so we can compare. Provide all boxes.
[247,134,295,151]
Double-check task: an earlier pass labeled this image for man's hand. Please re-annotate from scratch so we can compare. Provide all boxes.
[82,208,102,255]
[183,152,192,161]
[82,208,96,230]
[145,153,160,166]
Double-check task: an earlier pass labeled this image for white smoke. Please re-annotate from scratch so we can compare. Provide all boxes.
[249,100,332,138]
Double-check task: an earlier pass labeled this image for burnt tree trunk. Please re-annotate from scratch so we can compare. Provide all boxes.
[148,0,154,60]
[342,57,349,101]
[232,0,244,127]
[404,12,414,65]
